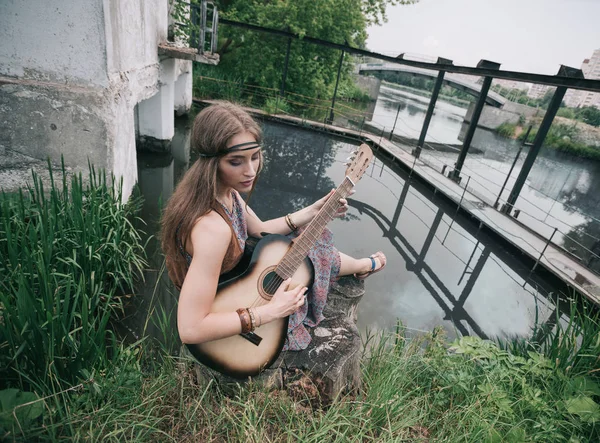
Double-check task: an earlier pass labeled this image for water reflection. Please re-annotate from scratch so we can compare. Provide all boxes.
[372,86,468,145]
[373,87,600,269]
[134,118,569,344]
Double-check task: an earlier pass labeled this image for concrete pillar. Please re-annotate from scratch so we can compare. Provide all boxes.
[174,65,193,116]
[137,59,176,140]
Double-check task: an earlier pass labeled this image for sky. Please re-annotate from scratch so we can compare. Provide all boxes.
[366,0,600,75]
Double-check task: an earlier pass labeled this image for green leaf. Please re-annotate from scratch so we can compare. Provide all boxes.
[506,426,527,443]
[568,377,600,397]
[0,389,43,430]
[482,427,503,443]
[565,396,600,423]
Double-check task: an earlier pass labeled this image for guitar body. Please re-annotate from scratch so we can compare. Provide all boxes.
[186,234,314,378]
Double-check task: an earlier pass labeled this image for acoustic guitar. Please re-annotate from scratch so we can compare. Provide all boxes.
[187,143,373,378]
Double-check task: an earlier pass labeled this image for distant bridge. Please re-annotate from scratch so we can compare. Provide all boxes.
[358,63,506,108]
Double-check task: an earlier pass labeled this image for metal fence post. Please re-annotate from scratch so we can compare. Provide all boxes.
[494,125,531,209]
[503,65,584,215]
[531,227,558,274]
[449,60,500,183]
[413,57,452,158]
[280,34,292,97]
[443,175,471,244]
[389,102,402,141]
[328,49,345,124]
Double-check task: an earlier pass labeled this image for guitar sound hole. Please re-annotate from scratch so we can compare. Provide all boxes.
[262,271,282,296]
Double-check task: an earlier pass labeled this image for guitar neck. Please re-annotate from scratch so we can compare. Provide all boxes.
[275,177,355,279]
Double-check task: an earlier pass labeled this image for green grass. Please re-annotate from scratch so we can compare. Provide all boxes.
[1,161,599,441]
[0,160,148,392]
[499,297,600,377]
[4,322,599,441]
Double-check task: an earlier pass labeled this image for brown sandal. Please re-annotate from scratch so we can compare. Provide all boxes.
[354,251,386,280]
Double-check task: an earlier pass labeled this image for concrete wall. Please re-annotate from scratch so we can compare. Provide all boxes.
[353,75,381,101]
[464,101,542,130]
[0,0,193,200]
[104,0,167,76]
[0,0,108,87]
[502,101,541,119]
[0,78,109,170]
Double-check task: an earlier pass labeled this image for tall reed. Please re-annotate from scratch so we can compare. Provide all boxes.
[0,160,148,391]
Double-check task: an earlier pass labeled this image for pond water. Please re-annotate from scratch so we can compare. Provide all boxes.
[134,117,569,343]
[369,86,600,268]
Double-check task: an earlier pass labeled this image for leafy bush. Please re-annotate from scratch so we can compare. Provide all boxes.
[362,326,600,441]
[518,122,600,160]
[576,106,600,127]
[557,107,576,119]
[496,122,517,138]
[337,80,371,102]
[262,96,291,114]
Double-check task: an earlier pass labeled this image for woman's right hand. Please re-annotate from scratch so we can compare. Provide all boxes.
[263,278,307,321]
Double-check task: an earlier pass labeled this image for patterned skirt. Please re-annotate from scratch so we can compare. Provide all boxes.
[282,227,341,351]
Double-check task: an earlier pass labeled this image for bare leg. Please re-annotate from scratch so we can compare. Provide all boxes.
[338,251,386,277]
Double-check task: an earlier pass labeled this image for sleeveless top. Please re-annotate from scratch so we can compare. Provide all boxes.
[178,191,248,275]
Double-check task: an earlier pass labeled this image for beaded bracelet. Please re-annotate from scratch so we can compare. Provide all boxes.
[248,308,257,331]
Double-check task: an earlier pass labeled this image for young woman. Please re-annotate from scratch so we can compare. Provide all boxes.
[161,101,386,351]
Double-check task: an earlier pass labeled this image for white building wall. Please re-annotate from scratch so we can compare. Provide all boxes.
[0,0,108,87]
[564,50,600,109]
[104,0,167,76]
[527,83,551,100]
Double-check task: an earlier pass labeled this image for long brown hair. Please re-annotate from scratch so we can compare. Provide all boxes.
[160,101,263,288]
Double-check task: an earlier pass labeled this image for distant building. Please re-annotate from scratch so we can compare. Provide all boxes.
[563,49,600,109]
[527,83,552,99]
[492,79,530,92]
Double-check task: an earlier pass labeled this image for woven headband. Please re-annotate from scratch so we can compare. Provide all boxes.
[198,141,261,158]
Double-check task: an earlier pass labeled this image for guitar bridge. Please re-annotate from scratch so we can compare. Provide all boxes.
[241,331,262,346]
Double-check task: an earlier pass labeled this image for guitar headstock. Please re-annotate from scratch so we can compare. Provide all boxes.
[345,143,373,184]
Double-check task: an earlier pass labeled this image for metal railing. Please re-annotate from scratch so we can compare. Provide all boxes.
[173,0,219,55]
[189,15,600,285]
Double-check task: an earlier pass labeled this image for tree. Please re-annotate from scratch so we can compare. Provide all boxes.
[576,106,600,127]
[207,1,414,102]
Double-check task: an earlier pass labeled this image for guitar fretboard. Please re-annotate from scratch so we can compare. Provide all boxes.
[275,178,354,278]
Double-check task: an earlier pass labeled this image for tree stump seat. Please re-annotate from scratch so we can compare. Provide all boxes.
[191,276,365,403]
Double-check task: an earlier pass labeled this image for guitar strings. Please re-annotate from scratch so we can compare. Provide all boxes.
[252,180,356,322]
[261,181,352,296]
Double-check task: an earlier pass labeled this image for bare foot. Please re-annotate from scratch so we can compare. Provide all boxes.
[354,251,386,280]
